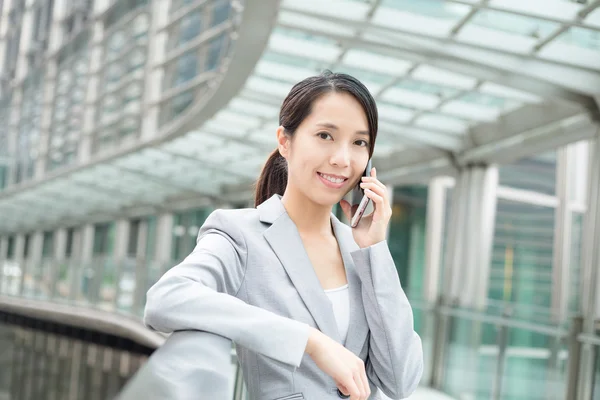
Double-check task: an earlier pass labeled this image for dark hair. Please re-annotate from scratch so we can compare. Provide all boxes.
[254,70,378,207]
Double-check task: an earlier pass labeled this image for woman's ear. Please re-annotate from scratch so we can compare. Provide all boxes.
[276,126,290,159]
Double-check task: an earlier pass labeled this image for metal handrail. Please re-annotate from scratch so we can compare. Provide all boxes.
[438,305,568,337]
[578,333,600,346]
[0,293,165,349]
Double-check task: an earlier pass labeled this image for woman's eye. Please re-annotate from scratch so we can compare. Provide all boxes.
[356,140,369,147]
[318,132,333,140]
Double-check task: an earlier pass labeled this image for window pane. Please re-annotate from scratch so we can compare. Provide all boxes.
[490,200,555,318]
[388,185,428,301]
[499,152,557,195]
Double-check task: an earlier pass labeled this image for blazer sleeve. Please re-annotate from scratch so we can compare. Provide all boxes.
[351,240,424,399]
[143,209,311,368]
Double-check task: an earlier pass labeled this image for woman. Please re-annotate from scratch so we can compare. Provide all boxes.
[144,71,423,400]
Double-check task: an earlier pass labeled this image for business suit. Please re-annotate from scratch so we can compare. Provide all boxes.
[144,194,423,399]
[117,331,234,400]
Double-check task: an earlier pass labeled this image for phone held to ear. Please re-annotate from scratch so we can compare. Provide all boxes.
[350,159,372,228]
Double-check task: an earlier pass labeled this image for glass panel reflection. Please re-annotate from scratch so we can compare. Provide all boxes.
[443,315,497,399]
[16,76,43,183]
[96,7,150,153]
[593,346,600,400]
[499,152,557,196]
[0,97,10,191]
[500,328,568,400]
[48,46,88,171]
[490,200,555,319]
[557,26,600,51]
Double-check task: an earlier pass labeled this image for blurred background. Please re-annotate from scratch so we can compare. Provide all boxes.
[0,0,599,399]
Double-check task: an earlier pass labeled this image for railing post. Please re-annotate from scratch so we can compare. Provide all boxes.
[491,309,510,400]
[566,315,584,400]
[429,296,448,389]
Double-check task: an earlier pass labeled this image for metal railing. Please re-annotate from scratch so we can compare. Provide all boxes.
[2,258,599,400]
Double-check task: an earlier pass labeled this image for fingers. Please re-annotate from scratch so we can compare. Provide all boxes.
[362,188,389,223]
[359,362,371,399]
[340,376,360,400]
[352,361,370,400]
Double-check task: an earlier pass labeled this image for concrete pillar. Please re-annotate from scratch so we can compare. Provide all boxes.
[0,236,7,292]
[577,137,600,400]
[14,0,33,81]
[0,0,10,83]
[74,224,94,303]
[29,231,43,296]
[133,219,149,315]
[423,177,451,305]
[14,233,25,295]
[112,219,130,309]
[154,212,173,275]
[78,19,104,163]
[444,165,498,309]
[68,227,84,301]
[431,165,498,389]
[140,0,169,140]
[51,227,67,298]
[551,146,574,323]
[7,87,22,186]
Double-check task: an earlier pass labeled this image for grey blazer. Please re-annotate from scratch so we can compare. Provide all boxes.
[116,331,234,400]
[144,194,423,400]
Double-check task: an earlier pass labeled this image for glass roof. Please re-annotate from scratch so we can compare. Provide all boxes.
[1,0,599,233]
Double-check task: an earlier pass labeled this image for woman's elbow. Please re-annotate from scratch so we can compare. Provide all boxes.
[143,279,177,333]
[386,334,425,399]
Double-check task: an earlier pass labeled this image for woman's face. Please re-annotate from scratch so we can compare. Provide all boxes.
[278,92,371,207]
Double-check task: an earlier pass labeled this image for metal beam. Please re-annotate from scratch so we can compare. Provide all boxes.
[274,19,599,106]
[459,113,599,166]
[156,149,259,180]
[279,6,599,74]
[107,164,216,196]
[447,0,600,32]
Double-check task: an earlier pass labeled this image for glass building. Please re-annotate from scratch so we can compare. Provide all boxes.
[0,0,600,399]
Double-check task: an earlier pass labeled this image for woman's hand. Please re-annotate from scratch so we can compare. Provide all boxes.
[306,328,371,400]
[340,167,392,248]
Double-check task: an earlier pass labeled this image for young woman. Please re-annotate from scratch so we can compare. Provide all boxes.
[144,71,423,400]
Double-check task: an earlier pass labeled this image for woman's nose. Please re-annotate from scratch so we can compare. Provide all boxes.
[330,146,350,167]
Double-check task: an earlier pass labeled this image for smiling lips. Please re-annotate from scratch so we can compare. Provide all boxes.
[317,172,349,189]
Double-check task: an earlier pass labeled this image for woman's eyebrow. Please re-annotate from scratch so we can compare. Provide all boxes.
[316,122,368,135]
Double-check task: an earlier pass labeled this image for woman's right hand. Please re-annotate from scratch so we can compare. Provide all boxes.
[305,328,371,400]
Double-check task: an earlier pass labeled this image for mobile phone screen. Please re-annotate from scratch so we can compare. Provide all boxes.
[350,159,372,227]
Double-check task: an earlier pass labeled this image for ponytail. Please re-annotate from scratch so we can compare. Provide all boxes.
[254,149,288,207]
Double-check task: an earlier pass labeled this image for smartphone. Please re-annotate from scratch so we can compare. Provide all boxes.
[350,159,372,228]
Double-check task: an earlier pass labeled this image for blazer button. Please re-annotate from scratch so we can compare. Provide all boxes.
[337,389,350,398]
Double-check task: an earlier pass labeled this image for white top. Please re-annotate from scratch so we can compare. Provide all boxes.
[324,284,350,343]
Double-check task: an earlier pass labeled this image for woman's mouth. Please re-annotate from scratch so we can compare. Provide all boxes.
[317,172,348,189]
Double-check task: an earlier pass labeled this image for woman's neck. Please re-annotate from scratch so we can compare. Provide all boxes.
[281,186,333,237]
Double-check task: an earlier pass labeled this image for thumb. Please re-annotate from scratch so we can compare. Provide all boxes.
[339,199,353,222]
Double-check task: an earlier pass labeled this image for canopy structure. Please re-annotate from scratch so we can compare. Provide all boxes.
[0,0,599,234]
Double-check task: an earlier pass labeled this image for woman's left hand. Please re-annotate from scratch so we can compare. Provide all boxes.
[340,167,392,248]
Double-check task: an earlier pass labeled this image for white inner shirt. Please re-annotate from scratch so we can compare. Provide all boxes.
[324,284,350,343]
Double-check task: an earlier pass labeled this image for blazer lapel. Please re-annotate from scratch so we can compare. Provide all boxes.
[331,216,369,355]
[260,195,342,343]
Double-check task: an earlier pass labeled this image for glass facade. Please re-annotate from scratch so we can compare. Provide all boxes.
[160,0,233,123]
[0,95,10,191]
[48,36,89,170]
[388,185,428,301]
[499,152,557,196]
[171,207,213,262]
[490,200,555,314]
[96,6,150,153]
[15,76,42,184]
